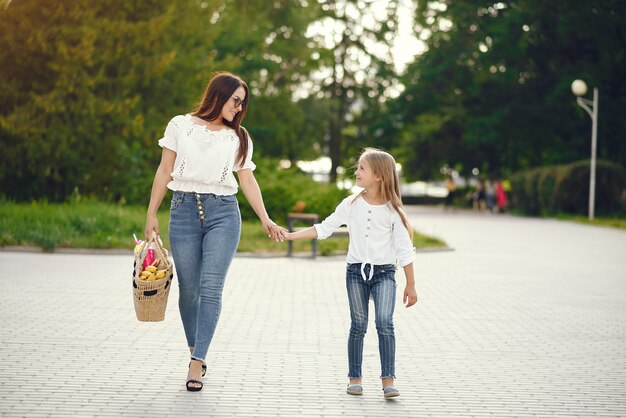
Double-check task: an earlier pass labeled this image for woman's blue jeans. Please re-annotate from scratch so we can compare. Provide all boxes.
[346,263,397,379]
[168,191,241,362]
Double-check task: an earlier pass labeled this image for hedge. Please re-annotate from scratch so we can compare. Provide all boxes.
[509,160,626,216]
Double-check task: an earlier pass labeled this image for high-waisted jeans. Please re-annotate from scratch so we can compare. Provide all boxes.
[346,263,397,379]
[168,191,241,362]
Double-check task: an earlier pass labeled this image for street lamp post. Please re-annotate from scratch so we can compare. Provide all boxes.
[571,79,599,221]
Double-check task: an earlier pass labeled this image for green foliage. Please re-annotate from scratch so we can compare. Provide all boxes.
[0,200,447,252]
[0,0,326,203]
[3,0,625,207]
[0,200,171,251]
[509,160,626,216]
[208,0,325,161]
[0,0,226,203]
[554,214,626,230]
[307,0,402,181]
[389,0,626,180]
[237,160,349,224]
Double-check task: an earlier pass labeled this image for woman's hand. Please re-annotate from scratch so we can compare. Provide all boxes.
[403,284,418,308]
[262,218,288,242]
[145,215,160,241]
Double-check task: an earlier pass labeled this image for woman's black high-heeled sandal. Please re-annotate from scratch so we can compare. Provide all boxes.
[189,361,207,377]
[186,360,204,392]
[186,379,203,392]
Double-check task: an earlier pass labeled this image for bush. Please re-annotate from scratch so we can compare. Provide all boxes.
[555,160,626,215]
[510,160,626,216]
[237,159,349,224]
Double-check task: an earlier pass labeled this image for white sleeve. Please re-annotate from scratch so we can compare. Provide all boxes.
[158,116,181,152]
[392,210,416,267]
[313,197,351,240]
[235,138,256,171]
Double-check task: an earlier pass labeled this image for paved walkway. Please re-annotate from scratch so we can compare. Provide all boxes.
[1,206,625,417]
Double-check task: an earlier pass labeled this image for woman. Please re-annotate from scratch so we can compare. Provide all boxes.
[144,72,285,391]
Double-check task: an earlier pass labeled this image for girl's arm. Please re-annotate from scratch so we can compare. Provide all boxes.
[145,148,176,240]
[284,226,318,241]
[237,168,287,241]
[402,262,418,308]
[285,196,352,241]
[391,211,418,307]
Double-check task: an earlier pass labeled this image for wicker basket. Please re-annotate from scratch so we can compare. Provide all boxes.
[132,235,173,322]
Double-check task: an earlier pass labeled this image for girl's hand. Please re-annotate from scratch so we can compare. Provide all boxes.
[273,224,289,241]
[145,215,160,241]
[262,219,287,242]
[403,284,418,308]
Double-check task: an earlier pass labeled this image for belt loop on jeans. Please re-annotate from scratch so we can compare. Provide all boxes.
[360,262,374,282]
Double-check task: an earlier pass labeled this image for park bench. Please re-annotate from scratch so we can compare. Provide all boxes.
[286,213,349,258]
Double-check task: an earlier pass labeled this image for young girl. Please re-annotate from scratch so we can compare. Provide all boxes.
[284,148,418,398]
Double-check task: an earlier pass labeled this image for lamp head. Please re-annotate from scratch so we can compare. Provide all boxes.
[571,79,588,96]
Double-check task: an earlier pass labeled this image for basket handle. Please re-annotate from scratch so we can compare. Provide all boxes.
[135,233,170,273]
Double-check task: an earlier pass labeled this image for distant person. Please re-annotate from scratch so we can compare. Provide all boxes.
[444,176,457,209]
[495,180,508,213]
[144,72,286,392]
[473,179,487,211]
[284,148,417,399]
[485,179,496,212]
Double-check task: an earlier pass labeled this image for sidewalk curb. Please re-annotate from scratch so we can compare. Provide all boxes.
[0,245,454,257]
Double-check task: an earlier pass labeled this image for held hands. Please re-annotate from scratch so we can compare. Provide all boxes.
[403,284,418,308]
[262,218,288,242]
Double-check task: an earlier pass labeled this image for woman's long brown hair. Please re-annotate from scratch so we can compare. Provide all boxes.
[191,72,250,167]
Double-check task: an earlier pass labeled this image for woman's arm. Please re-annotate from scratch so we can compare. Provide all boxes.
[237,169,286,241]
[144,148,176,240]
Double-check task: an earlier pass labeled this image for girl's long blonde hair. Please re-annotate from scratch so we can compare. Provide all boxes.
[356,148,413,238]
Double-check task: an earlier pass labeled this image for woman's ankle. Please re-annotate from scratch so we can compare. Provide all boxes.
[382,377,394,387]
[349,377,362,384]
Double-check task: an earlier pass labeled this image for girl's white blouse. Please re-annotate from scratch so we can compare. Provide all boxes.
[314,195,416,268]
[158,114,255,195]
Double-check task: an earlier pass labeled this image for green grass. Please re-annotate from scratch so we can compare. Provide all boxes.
[0,201,447,253]
[0,201,170,251]
[554,214,626,230]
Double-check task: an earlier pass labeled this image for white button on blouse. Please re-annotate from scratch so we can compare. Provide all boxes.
[313,195,416,269]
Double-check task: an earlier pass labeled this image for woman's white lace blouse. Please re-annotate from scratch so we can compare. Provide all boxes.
[158,114,255,195]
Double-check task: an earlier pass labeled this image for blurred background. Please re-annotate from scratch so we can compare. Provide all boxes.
[0,0,625,250]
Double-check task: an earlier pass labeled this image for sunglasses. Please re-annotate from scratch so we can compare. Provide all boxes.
[231,96,244,108]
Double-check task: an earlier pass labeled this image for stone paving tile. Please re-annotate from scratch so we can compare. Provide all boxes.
[1,207,626,417]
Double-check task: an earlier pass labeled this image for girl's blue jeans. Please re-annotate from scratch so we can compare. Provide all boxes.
[346,263,397,379]
[168,191,241,362]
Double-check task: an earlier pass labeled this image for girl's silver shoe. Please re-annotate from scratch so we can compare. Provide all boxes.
[383,386,400,398]
[346,384,363,395]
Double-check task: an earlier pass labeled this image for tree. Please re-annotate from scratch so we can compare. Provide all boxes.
[389,0,626,180]
[304,0,401,182]
[0,0,325,201]
[0,0,227,202]
[204,0,325,161]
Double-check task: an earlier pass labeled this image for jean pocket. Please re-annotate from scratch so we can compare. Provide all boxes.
[217,194,238,205]
[170,192,184,211]
[346,263,360,274]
